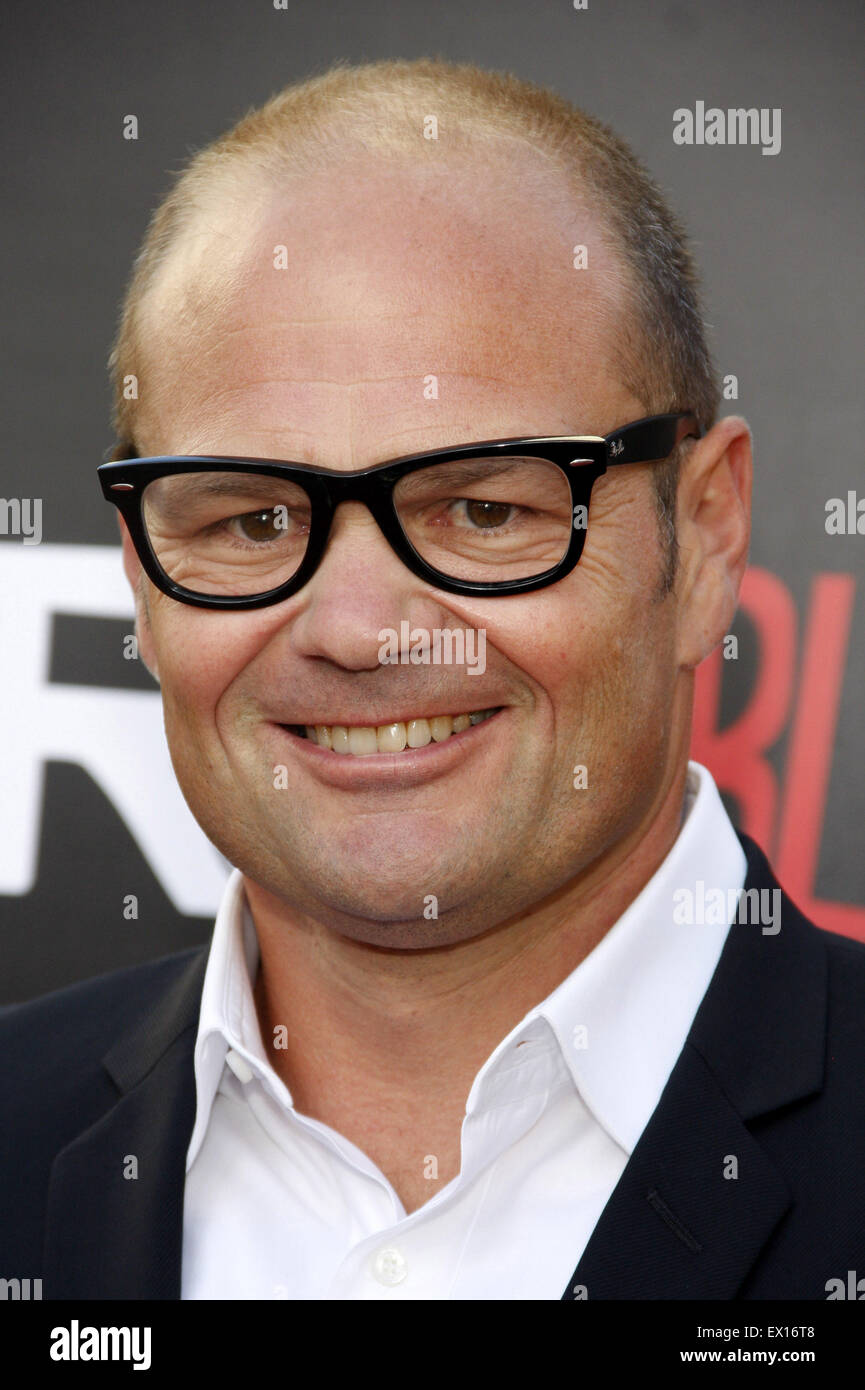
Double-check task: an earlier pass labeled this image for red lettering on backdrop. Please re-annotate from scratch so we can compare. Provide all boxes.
[692,567,865,943]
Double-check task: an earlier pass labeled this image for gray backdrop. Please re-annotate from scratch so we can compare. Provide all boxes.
[2,0,863,1002]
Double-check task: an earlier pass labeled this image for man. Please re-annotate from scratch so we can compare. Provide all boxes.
[2,57,864,1301]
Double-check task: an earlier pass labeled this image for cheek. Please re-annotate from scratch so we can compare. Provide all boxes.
[530,585,674,743]
[148,600,271,726]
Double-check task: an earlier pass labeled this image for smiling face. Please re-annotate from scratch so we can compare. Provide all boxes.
[121,146,693,947]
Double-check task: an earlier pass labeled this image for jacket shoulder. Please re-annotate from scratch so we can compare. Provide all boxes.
[0,947,207,1066]
[814,918,865,1034]
[0,947,207,1148]
[0,947,208,1273]
[738,828,865,1000]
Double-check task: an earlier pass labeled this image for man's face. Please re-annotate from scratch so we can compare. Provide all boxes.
[124,149,686,947]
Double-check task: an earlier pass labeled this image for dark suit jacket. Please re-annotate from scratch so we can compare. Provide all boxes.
[2,831,865,1300]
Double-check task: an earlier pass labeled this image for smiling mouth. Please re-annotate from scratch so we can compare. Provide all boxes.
[284,707,501,755]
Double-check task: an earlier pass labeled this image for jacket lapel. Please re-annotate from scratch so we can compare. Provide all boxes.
[562,833,827,1299]
[43,948,207,1299]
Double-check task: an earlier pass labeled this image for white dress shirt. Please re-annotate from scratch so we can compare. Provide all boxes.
[181,760,746,1300]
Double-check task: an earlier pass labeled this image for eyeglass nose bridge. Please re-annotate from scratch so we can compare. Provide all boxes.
[281,462,427,597]
[312,461,404,504]
[304,464,414,556]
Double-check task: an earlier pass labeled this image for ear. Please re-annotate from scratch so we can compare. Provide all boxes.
[673,415,752,670]
[118,513,160,683]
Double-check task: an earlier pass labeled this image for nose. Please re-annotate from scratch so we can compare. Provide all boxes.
[285,500,444,671]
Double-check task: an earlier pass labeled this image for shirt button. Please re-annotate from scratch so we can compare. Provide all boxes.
[225,1048,254,1084]
[372,1247,408,1286]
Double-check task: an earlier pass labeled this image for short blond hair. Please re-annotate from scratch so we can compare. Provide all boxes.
[108,57,718,589]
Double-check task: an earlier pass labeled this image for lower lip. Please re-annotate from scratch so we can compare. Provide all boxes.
[269,710,505,788]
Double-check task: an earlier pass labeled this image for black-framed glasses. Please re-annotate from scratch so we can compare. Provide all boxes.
[97,412,700,609]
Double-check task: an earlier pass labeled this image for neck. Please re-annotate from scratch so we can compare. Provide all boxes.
[248,755,691,1129]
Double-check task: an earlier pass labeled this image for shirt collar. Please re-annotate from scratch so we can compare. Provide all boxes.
[187,872,267,1170]
[490,759,747,1153]
[186,760,745,1171]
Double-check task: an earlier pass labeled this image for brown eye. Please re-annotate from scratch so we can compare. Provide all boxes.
[464,500,513,528]
[235,509,281,542]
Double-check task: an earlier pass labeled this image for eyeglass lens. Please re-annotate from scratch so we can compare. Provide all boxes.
[141,456,575,596]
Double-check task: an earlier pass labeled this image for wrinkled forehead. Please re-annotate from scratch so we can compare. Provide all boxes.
[133,146,634,454]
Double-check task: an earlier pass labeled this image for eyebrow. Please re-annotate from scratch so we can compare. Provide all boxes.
[394,457,539,492]
[147,472,308,521]
[151,472,306,498]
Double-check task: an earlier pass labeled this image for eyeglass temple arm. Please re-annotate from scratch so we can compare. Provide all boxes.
[603,412,701,466]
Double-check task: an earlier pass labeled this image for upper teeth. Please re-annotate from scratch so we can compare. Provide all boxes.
[300,709,497,754]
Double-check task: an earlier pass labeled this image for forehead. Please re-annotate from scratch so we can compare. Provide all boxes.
[135,146,632,458]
